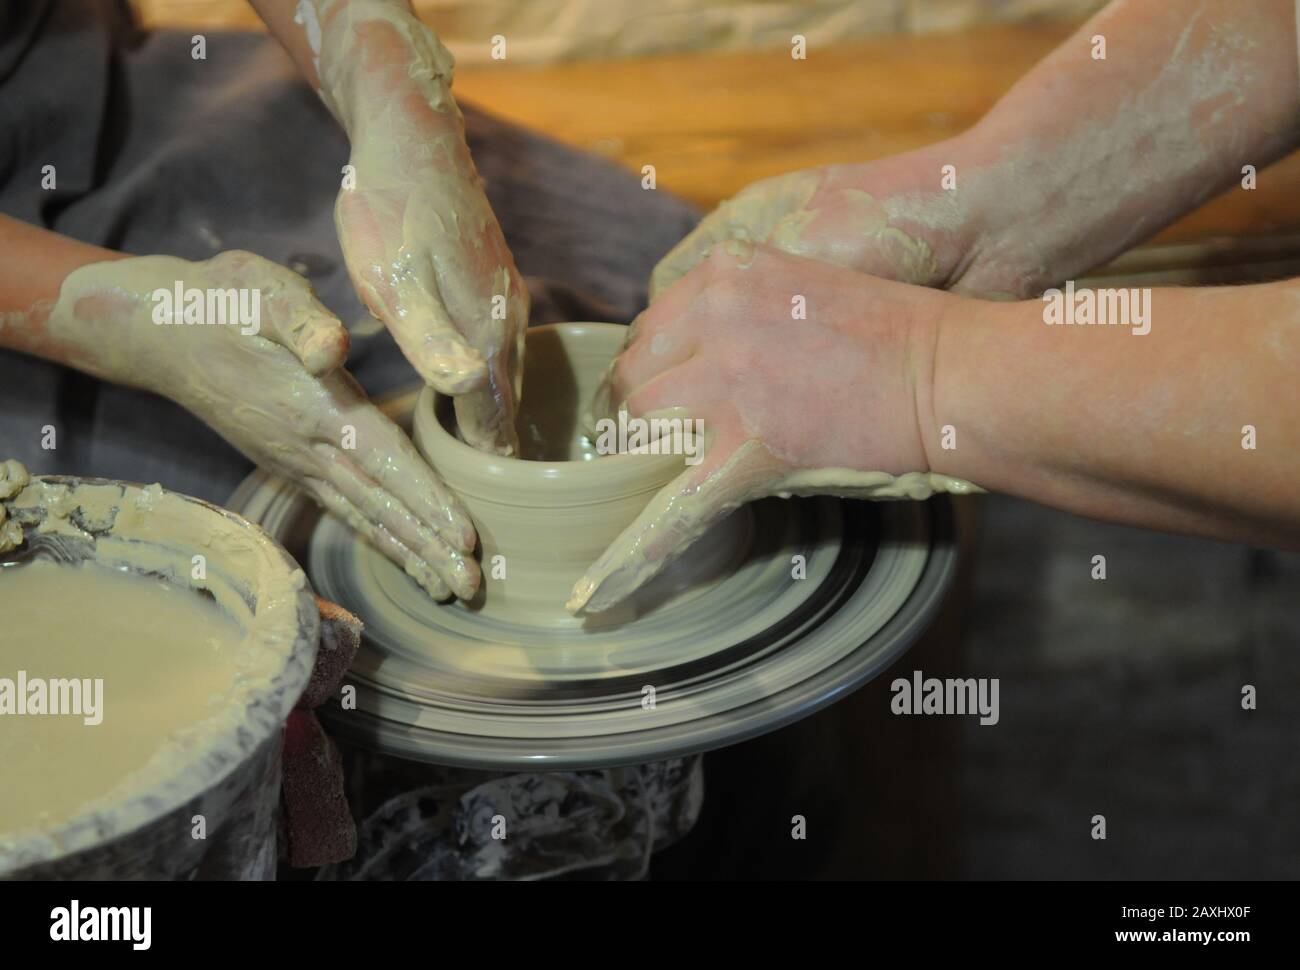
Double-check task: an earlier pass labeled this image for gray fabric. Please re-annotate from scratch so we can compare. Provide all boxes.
[0,0,705,883]
[0,1,705,883]
[0,0,699,503]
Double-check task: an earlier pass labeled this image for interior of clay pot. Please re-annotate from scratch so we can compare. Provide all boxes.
[413,323,751,625]
[512,321,603,462]
[0,476,318,877]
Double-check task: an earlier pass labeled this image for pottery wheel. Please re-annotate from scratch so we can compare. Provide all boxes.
[227,392,960,770]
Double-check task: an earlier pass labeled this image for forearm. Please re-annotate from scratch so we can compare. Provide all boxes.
[246,0,328,89]
[248,0,460,137]
[0,216,125,380]
[926,282,1300,547]
[952,0,1300,295]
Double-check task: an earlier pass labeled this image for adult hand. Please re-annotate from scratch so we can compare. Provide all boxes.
[650,149,1031,304]
[568,243,978,614]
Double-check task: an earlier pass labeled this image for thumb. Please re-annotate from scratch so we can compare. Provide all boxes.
[648,214,731,303]
[372,274,489,395]
[335,211,488,394]
[266,304,351,377]
[566,434,780,615]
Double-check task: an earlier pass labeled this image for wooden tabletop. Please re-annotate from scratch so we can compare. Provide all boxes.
[456,23,1300,250]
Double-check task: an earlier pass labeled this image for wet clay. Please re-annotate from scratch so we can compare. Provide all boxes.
[0,466,309,635]
[0,459,28,553]
[14,252,478,602]
[30,252,344,387]
[0,560,247,836]
[412,324,750,624]
[0,463,317,868]
[568,436,980,614]
[650,169,941,298]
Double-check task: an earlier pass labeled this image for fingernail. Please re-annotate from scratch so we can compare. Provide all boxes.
[565,574,596,615]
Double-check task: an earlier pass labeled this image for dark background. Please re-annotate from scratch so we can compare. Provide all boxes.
[655,495,1300,879]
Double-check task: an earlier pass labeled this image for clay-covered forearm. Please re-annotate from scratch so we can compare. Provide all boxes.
[246,0,330,89]
[0,216,127,379]
[925,282,1300,548]
[249,0,459,136]
[954,0,1300,295]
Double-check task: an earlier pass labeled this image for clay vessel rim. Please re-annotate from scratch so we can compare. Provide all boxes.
[416,322,686,505]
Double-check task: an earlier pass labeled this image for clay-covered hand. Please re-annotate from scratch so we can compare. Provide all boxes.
[649,155,1024,303]
[568,243,978,614]
[41,251,480,601]
[313,0,528,456]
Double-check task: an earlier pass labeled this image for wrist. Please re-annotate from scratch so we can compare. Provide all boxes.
[919,289,1017,483]
[45,255,195,393]
[843,131,1014,294]
[317,1,457,138]
[897,132,994,289]
[906,285,963,476]
[928,121,1051,300]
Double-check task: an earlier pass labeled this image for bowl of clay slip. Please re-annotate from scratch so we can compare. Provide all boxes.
[413,322,750,626]
[0,475,318,879]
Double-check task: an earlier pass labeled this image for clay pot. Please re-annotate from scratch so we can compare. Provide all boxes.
[0,477,318,879]
[413,322,747,625]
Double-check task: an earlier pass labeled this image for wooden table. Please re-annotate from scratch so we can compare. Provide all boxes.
[141,7,1300,255]
[455,23,1300,251]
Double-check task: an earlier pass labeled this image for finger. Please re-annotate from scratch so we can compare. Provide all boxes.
[590,274,710,424]
[316,369,477,552]
[609,316,699,407]
[352,414,478,552]
[509,304,526,401]
[567,428,781,615]
[396,300,488,396]
[352,255,489,395]
[216,252,351,376]
[452,267,528,455]
[452,345,521,456]
[251,282,350,375]
[309,479,453,600]
[296,317,351,376]
[258,309,348,374]
[648,212,731,302]
[619,356,715,422]
[0,458,29,500]
[322,450,481,600]
[449,266,526,455]
[590,330,697,430]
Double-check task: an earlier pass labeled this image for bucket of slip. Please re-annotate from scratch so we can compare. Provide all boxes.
[0,475,318,879]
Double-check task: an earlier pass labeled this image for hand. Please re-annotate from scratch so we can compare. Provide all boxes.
[44,250,480,600]
[318,0,528,455]
[650,149,1028,304]
[568,243,977,614]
